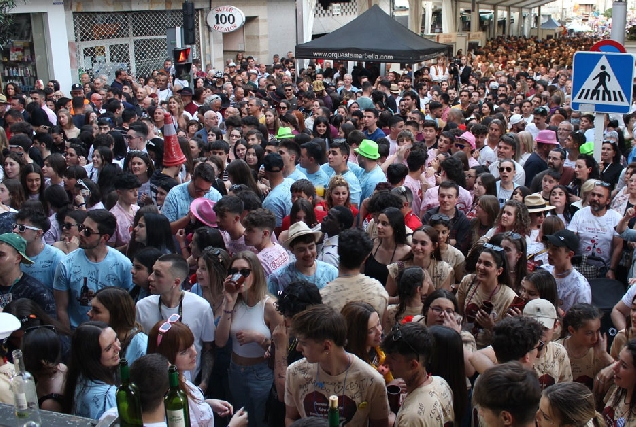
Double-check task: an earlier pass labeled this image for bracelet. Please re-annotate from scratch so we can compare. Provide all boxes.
[77,203,86,207]
[223,309,234,314]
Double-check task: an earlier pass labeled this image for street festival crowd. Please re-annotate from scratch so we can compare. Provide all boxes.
[4,33,636,427]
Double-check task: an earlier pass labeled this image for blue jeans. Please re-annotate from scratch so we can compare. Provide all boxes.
[228,360,273,427]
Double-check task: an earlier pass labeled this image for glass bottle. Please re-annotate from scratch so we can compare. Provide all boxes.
[328,395,339,427]
[164,365,190,427]
[116,359,143,427]
[11,350,41,427]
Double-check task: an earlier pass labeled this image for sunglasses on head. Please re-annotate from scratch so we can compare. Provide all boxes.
[25,324,56,335]
[157,313,181,346]
[391,325,419,356]
[78,224,100,237]
[595,181,611,188]
[483,243,505,252]
[503,231,522,240]
[228,268,251,278]
[430,213,450,222]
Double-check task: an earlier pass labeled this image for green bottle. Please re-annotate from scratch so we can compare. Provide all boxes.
[328,395,339,427]
[165,365,190,427]
[116,359,143,427]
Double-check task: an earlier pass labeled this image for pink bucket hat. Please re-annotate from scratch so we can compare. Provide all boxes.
[536,130,558,145]
[458,132,476,150]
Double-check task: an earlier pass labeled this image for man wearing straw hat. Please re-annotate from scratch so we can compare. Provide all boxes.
[267,222,337,295]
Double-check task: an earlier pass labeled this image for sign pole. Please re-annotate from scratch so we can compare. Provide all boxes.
[610,1,627,46]
[593,113,605,162]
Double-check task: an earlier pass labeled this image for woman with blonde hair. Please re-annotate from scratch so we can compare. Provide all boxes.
[538,382,606,427]
[517,131,534,166]
[0,126,8,154]
[58,109,80,139]
[167,95,190,130]
[317,175,359,216]
[216,251,283,427]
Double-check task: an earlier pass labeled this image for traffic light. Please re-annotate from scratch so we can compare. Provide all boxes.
[173,47,192,79]
[182,1,196,45]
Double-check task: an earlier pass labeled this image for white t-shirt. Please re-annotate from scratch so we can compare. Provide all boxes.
[478,145,497,167]
[257,243,290,276]
[567,206,622,261]
[542,264,591,312]
[136,292,215,380]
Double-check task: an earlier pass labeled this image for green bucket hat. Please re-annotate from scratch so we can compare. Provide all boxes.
[354,139,380,160]
[276,127,294,140]
[579,141,594,155]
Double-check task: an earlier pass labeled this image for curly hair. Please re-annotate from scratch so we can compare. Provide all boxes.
[324,175,351,209]
[494,199,531,236]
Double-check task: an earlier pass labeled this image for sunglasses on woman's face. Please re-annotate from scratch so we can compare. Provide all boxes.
[228,268,251,278]
[61,222,80,231]
[499,166,513,173]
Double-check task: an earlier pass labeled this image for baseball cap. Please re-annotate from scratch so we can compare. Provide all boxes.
[263,153,284,173]
[0,313,20,340]
[509,114,524,126]
[523,299,558,329]
[71,83,83,92]
[229,62,236,67]
[489,82,499,90]
[544,229,579,253]
[178,87,193,95]
[0,233,33,264]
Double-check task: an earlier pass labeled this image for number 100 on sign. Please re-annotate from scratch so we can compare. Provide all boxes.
[207,5,246,33]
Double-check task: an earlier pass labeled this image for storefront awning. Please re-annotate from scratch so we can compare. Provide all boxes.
[475,0,557,10]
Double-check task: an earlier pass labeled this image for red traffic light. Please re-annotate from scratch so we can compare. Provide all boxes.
[174,48,191,64]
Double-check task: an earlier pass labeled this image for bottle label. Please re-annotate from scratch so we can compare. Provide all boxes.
[166,410,187,427]
[15,392,27,411]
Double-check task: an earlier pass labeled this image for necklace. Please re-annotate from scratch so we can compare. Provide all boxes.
[158,291,184,319]
[313,353,351,419]
[554,268,572,278]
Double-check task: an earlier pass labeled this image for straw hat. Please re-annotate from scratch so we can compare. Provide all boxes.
[284,222,322,250]
[524,193,554,213]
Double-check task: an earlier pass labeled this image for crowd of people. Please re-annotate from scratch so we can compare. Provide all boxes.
[0,33,636,426]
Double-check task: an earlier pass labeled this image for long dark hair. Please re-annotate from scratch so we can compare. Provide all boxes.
[395,267,424,324]
[402,226,442,262]
[341,301,377,363]
[92,287,141,356]
[380,207,408,245]
[611,339,636,421]
[143,212,176,253]
[226,159,262,198]
[428,325,467,425]
[63,321,117,413]
[20,163,46,208]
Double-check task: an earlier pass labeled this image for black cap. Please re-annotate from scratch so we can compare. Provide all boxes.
[534,106,548,116]
[544,229,579,253]
[178,87,193,95]
[263,153,284,173]
[71,83,83,91]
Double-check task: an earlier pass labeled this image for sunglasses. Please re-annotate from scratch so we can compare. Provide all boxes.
[157,313,181,346]
[454,143,465,150]
[430,213,450,221]
[78,224,101,237]
[503,231,522,240]
[499,166,513,173]
[483,243,505,252]
[595,181,611,188]
[61,222,80,231]
[535,340,545,353]
[391,326,419,356]
[25,324,56,335]
[12,223,40,233]
[228,268,251,278]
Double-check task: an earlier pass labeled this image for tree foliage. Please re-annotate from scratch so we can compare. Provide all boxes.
[0,0,19,49]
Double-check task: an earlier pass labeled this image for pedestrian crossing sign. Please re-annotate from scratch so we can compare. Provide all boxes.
[572,51,635,114]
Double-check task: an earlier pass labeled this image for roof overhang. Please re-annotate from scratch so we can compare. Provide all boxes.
[474,0,558,11]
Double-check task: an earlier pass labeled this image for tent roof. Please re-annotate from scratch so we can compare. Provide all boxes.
[541,18,560,29]
[295,5,450,62]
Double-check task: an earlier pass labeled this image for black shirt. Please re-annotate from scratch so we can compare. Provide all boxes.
[0,272,56,318]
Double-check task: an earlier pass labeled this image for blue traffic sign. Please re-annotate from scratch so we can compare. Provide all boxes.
[571,51,635,114]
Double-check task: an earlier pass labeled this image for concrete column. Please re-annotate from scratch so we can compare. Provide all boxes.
[506,6,511,36]
[442,0,455,33]
[470,4,479,32]
[425,1,433,34]
[44,8,72,90]
[493,5,498,38]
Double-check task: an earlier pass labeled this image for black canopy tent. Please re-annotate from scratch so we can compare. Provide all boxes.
[295,5,451,63]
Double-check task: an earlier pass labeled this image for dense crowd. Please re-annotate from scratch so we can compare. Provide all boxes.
[0,33,635,427]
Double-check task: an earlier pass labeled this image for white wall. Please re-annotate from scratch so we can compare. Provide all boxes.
[268,0,297,59]
[11,0,72,92]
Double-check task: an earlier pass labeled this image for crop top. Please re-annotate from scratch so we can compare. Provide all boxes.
[230,296,271,358]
